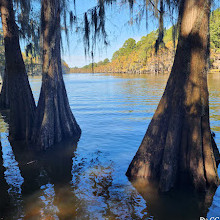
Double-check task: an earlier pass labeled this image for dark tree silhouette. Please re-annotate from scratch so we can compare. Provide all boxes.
[0,0,36,140]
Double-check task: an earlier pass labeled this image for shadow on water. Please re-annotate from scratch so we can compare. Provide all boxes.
[8,138,83,219]
[0,106,85,219]
[131,179,217,220]
[2,132,216,220]
[0,73,220,219]
[2,137,148,219]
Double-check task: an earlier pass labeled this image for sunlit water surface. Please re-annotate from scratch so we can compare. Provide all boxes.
[0,73,219,220]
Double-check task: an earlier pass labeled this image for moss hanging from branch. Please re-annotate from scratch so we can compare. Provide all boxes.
[155,0,164,53]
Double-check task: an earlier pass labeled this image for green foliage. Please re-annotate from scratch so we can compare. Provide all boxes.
[112,38,136,60]
[210,8,220,51]
[76,7,220,72]
[76,8,220,72]
[111,8,220,63]
[82,57,110,69]
[112,50,120,60]
[122,38,136,50]
[163,27,174,44]
[103,58,110,64]
[135,31,157,61]
[135,32,157,49]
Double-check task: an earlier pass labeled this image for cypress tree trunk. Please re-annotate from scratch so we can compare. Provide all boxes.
[0,0,36,140]
[126,0,219,192]
[31,0,81,149]
[0,68,9,108]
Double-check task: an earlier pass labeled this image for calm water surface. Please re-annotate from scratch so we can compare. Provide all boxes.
[0,73,219,220]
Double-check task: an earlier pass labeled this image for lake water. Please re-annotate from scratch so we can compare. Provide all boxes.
[0,73,220,219]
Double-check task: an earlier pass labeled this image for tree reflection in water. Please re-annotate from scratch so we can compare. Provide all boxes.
[3,140,148,219]
[131,178,217,220]
[9,138,82,219]
[0,73,219,219]
[2,136,217,220]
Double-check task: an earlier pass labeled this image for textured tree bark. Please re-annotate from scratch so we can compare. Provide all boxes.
[126,0,219,192]
[31,0,81,149]
[0,0,36,140]
[0,68,9,108]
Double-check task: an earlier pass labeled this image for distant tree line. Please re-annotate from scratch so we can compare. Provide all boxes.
[72,9,220,74]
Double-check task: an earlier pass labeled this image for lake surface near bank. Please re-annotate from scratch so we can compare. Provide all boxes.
[0,72,220,219]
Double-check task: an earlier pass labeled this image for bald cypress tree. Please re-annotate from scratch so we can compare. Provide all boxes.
[0,0,36,140]
[126,0,220,192]
[31,0,81,149]
[68,0,219,191]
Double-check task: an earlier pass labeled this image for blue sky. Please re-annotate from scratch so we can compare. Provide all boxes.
[19,0,219,68]
[61,0,176,68]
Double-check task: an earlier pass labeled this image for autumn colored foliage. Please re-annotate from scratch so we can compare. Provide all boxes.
[72,8,220,74]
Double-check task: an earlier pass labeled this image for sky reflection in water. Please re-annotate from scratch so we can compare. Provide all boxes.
[0,72,219,219]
